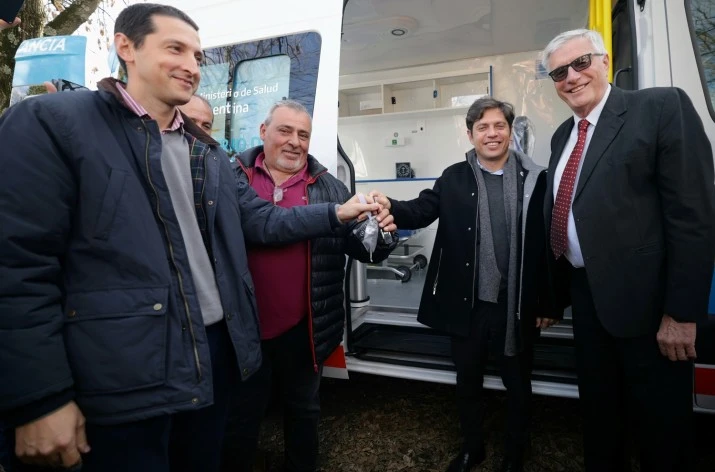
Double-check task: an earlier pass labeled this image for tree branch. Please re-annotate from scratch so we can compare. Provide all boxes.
[44,0,101,36]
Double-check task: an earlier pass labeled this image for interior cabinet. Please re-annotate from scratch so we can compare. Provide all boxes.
[338,68,491,121]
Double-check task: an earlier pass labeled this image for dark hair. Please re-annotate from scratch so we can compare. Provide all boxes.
[465,97,515,132]
[114,3,199,72]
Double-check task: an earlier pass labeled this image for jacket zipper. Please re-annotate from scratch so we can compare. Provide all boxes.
[304,174,325,373]
[142,124,202,380]
[432,248,443,295]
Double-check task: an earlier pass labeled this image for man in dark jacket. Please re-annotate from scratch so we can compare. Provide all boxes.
[371,98,557,472]
[0,4,388,472]
[221,100,396,472]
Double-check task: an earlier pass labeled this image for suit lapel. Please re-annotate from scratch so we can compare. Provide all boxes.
[573,87,627,201]
[544,121,573,226]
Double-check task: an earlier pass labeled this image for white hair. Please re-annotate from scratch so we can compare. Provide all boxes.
[541,29,607,72]
[263,99,311,126]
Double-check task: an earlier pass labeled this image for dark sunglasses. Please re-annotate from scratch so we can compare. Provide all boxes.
[548,53,604,82]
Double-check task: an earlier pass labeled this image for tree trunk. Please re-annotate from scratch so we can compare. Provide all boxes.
[0,0,45,111]
[0,0,102,112]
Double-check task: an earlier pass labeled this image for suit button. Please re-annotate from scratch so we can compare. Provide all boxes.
[208,200,214,206]
[463,298,468,302]
[226,313,233,320]
[191,397,199,405]
[471,193,475,196]
[466,262,470,267]
[467,227,472,231]
[68,309,77,318]
[243,368,250,375]
[153,303,163,311]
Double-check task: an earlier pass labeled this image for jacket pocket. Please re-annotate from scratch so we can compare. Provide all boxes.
[93,168,127,240]
[63,286,169,395]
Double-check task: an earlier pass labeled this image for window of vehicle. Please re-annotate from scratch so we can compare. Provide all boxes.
[686,0,715,119]
[199,32,322,158]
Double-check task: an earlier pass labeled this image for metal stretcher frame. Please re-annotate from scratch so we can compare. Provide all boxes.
[366,230,428,282]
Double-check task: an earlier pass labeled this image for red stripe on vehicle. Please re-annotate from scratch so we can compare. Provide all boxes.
[323,345,347,369]
[695,366,715,396]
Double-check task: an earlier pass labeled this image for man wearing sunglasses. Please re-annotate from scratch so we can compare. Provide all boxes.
[541,29,714,472]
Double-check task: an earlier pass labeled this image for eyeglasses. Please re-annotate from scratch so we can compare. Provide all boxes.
[548,53,604,82]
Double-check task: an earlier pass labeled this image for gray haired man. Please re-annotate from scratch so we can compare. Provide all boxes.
[542,28,714,472]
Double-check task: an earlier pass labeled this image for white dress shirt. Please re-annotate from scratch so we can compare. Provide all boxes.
[553,85,612,267]
[476,157,504,175]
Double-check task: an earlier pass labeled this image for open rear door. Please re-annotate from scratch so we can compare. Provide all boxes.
[668,0,715,412]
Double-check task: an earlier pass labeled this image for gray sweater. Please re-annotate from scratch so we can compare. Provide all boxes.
[161,132,223,325]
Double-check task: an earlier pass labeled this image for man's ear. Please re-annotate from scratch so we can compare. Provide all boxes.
[114,33,135,69]
[601,53,610,74]
[259,123,267,141]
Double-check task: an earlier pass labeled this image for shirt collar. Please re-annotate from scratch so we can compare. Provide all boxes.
[476,157,505,175]
[116,82,184,134]
[572,84,611,128]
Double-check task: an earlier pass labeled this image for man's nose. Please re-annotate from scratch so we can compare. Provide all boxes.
[564,65,581,82]
[184,54,200,77]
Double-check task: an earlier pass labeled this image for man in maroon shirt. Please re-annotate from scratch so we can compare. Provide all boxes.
[223,100,396,472]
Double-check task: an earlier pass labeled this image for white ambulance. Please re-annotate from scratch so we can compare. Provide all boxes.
[161,0,715,412]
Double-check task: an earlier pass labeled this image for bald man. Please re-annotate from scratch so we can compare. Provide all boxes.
[180,94,214,133]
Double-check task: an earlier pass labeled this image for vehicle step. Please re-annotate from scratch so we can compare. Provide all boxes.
[351,323,578,373]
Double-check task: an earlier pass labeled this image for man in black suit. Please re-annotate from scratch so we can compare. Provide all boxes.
[542,29,715,471]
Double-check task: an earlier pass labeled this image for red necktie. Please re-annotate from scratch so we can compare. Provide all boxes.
[551,118,589,259]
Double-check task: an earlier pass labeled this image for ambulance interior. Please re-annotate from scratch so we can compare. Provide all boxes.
[338,0,637,386]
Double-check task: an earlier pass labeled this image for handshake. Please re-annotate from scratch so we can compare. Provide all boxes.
[338,190,395,233]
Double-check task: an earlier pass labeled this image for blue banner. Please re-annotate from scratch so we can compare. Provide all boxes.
[13,36,86,87]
